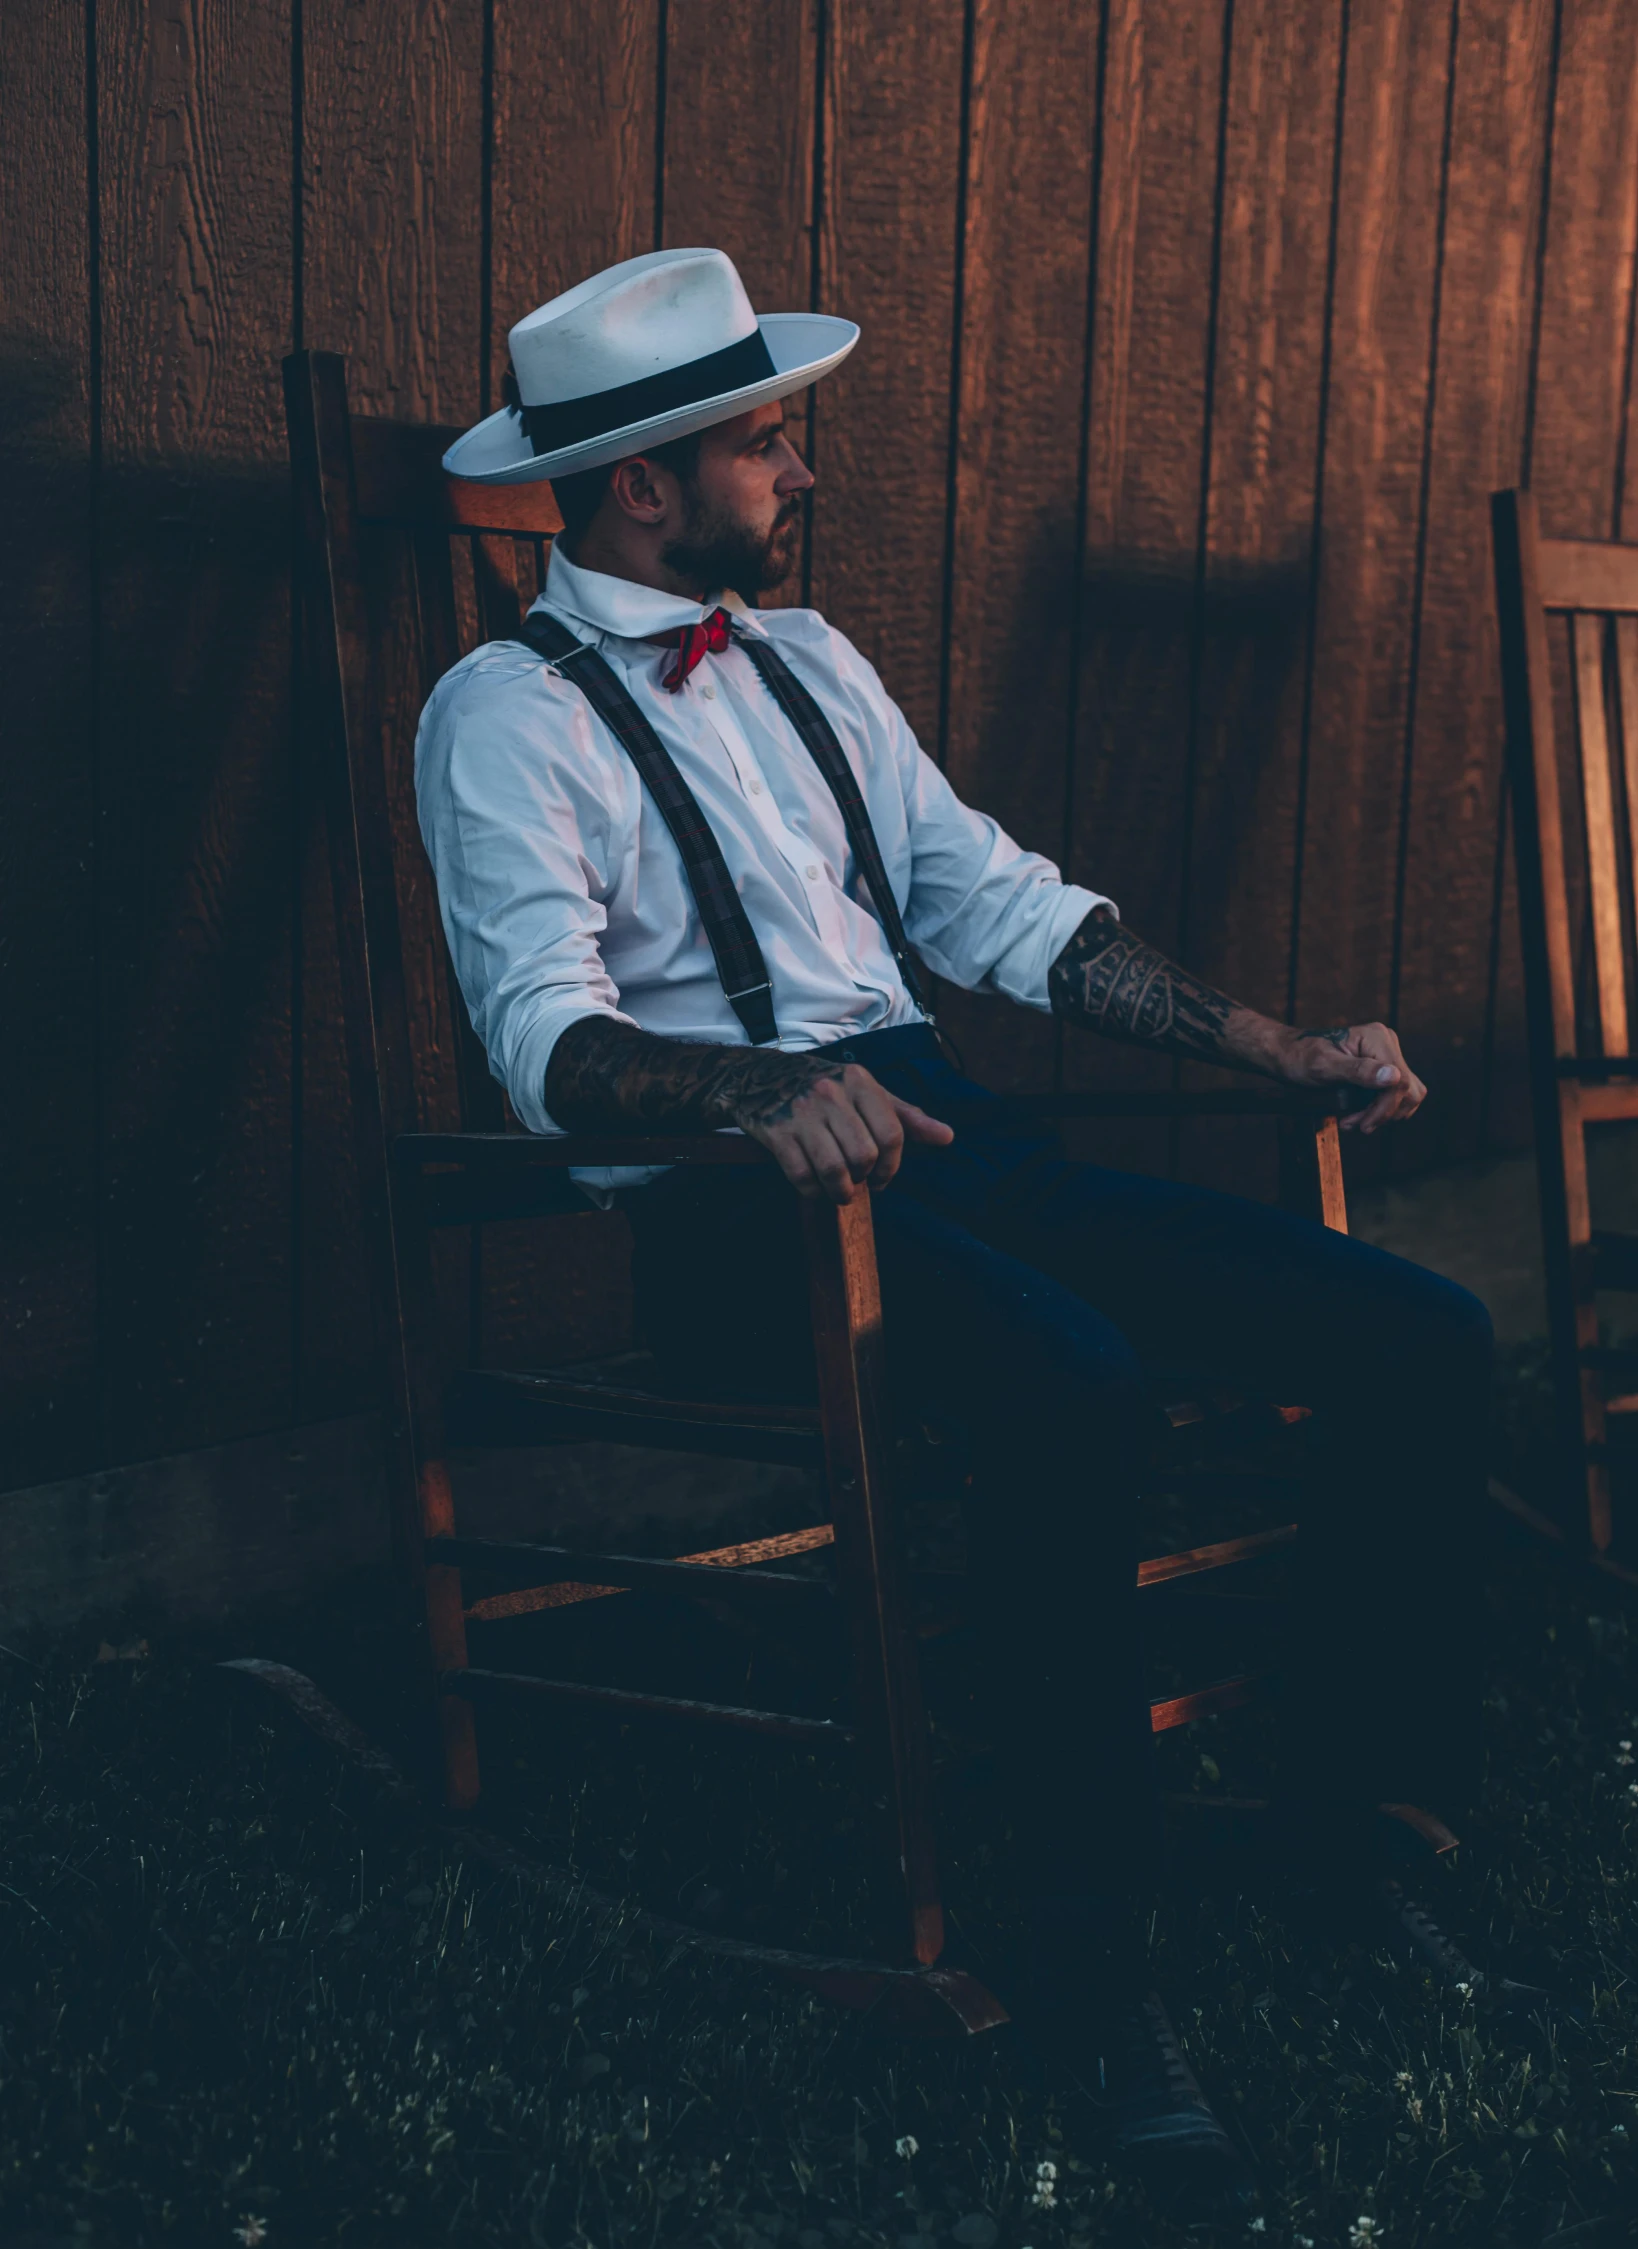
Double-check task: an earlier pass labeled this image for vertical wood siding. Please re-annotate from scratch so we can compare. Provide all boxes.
[5,0,1638,1486]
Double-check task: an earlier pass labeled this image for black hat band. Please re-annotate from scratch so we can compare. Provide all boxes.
[502,328,778,458]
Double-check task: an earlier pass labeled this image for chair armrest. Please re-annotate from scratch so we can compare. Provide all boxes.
[391,1129,775,1228]
[394,1129,775,1169]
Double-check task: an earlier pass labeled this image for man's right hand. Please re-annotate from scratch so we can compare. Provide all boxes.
[729,1058,953,1203]
[543,1016,954,1204]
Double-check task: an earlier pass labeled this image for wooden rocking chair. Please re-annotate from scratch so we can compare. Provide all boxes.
[284,345,1401,2028]
[1492,489,1638,1570]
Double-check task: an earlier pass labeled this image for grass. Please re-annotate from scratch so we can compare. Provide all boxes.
[4,1354,1638,2247]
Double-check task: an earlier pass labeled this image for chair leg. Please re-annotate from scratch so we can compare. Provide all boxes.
[420,1457,481,1810]
[802,1192,944,1969]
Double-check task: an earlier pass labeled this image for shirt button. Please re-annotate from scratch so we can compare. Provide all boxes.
[701,683,716,700]
[748,777,764,794]
[805,864,820,881]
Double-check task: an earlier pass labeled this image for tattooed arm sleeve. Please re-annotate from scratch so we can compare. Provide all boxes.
[1046,906,1428,1126]
[1047,908,1281,1070]
[543,1014,853,1135]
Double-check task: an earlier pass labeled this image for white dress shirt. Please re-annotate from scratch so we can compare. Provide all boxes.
[414,541,1112,1186]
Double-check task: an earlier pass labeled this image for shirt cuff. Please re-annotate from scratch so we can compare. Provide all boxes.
[992,883,1117,1013]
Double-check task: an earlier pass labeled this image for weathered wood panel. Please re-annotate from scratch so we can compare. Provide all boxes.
[806,0,967,749]
[0,0,99,1484]
[9,0,1638,1489]
[489,0,660,381]
[303,0,484,419]
[1186,0,1343,1019]
[1392,0,1555,1173]
[1063,0,1229,1168]
[1289,0,1457,1112]
[1176,0,1345,1200]
[1526,1,1638,543]
[662,0,819,610]
[94,0,295,1462]
[935,0,1102,1094]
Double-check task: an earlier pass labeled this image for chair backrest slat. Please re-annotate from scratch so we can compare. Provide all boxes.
[1493,491,1581,1059]
[1571,611,1629,1057]
[472,532,526,645]
[351,413,563,537]
[412,523,462,688]
[1538,536,1638,615]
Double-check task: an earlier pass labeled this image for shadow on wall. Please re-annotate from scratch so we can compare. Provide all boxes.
[941,525,1314,1150]
[93,450,296,1437]
[2,324,300,1475]
[979,533,1314,965]
[1071,546,1313,985]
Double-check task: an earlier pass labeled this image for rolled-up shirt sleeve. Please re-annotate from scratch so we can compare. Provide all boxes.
[415,647,637,1135]
[827,637,1116,1009]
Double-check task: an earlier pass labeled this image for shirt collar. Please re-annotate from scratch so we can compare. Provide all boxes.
[537,541,761,646]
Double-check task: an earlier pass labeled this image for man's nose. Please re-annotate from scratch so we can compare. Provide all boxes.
[775,443,816,495]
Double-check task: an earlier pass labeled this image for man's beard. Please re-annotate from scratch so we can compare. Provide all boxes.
[662,493,803,599]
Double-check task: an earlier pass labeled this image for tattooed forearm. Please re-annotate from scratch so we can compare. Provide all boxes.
[1048,910,1243,1061]
[545,1014,850,1134]
[1048,909,1425,1118]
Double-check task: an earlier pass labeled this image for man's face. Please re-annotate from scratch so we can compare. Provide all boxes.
[661,403,816,595]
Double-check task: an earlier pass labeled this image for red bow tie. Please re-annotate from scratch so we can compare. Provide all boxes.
[651,606,732,691]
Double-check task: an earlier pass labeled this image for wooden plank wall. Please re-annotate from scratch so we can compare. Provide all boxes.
[5,0,1638,1489]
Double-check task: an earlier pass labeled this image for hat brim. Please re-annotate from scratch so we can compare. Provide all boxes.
[442,313,859,486]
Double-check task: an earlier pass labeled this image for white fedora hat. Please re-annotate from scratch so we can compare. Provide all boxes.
[443,247,858,487]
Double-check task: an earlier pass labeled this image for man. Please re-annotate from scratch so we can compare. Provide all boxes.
[422,249,1492,2216]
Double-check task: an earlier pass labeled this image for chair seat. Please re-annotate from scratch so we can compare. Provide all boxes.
[451,1357,1305,1467]
[447,1365,824,1465]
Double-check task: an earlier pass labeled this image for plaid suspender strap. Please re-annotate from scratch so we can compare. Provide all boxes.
[515,609,780,1045]
[731,629,936,1022]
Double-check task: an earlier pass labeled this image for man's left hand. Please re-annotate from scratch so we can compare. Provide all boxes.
[1271,1020,1427,1134]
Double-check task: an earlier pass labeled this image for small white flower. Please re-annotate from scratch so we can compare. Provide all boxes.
[1453,1981,1473,1997]
[1030,2158,1058,2208]
[1247,2222,1268,2236]
[1348,2221,1384,2247]
[894,2135,919,2160]
[233,2224,268,2249]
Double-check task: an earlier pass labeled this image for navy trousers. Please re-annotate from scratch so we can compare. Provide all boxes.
[624,1026,1492,1903]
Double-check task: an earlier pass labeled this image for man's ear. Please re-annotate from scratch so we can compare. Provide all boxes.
[607,455,672,526]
